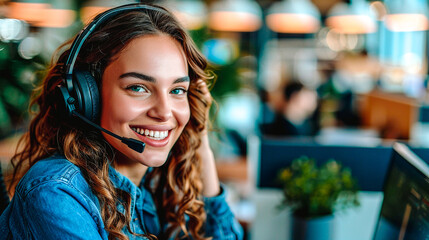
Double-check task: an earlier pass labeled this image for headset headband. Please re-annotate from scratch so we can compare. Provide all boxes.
[64,3,166,91]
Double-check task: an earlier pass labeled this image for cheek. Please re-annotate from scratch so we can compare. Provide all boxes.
[100,90,143,126]
[102,106,130,125]
[176,101,191,128]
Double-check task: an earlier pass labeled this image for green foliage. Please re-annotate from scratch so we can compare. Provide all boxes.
[189,27,242,101]
[0,42,45,139]
[278,156,360,218]
[209,60,241,100]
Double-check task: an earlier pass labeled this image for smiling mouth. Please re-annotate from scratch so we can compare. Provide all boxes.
[131,127,169,141]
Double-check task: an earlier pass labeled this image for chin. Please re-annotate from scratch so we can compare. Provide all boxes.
[134,151,170,167]
[113,146,169,168]
[143,157,168,167]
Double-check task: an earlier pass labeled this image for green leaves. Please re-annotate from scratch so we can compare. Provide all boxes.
[0,43,45,139]
[278,156,360,218]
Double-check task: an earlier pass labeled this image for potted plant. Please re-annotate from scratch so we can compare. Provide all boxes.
[278,156,360,240]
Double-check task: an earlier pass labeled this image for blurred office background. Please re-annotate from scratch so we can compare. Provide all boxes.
[1,0,429,239]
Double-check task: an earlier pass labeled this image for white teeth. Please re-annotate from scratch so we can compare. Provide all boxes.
[131,127,169,140]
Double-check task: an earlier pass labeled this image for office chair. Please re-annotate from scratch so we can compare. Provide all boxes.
[0,164,9,215]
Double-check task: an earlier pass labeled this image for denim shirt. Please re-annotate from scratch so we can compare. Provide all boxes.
[0,156,243,239]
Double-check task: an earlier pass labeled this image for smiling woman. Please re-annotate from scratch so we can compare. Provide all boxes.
[0,3,243,240]
[101,35,191,169]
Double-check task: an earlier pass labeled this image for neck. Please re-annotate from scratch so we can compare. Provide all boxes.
[113,152,148,186]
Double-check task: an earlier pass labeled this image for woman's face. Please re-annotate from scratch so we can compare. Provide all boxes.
[100,34,190,167]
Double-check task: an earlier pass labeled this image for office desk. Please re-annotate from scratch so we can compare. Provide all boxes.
[249,189,383,240]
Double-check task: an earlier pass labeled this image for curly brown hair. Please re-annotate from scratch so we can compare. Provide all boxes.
[9,4,212,240]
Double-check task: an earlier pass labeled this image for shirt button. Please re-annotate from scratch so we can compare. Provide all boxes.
[134,218,138,221]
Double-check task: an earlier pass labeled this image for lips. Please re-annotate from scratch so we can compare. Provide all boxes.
[131,127,169,140]
[130,126,172,147]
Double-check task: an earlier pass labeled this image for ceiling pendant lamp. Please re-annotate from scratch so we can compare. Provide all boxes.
[7,1,50,26]
[7,0,75,28]
[81,0,133,24]
[208,0,262,32]
[384,0,428,32]
[157,0,207,30]
[326,0,377,34]
[266,0,321,34]
[36,0,76,28]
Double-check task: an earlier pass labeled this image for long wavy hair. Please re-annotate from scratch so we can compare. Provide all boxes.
[9,4,212,240]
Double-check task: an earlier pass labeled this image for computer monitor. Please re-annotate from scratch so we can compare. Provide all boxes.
[373,142,429,240]
[251,137,429,191]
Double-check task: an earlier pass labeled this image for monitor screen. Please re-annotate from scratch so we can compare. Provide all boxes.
[373,143,429,240]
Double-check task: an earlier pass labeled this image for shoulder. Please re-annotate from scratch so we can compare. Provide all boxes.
[7,156,106,237]
[15,156,94,202]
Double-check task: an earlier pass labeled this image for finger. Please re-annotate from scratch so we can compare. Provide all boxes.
[196,80,209,94]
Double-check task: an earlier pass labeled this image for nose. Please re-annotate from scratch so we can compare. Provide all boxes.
[147,93,173,121]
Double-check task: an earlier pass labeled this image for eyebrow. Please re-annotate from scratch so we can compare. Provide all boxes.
[119,72,190,84]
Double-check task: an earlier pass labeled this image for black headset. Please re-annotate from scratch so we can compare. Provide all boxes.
[57,3,166,122]
[55,3,167,153]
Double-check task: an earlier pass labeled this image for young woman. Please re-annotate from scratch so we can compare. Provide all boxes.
[0,3,243,240]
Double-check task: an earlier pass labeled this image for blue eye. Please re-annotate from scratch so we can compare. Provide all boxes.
[127,85,147,93]
[171,88,187,95]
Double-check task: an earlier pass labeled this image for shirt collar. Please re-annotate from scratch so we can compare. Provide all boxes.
[108,166,158,215]
[108,166,138,215]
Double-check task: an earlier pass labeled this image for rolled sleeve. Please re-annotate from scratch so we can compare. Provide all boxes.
[203,184,244,240]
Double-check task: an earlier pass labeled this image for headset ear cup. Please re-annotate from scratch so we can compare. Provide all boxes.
[73,70,100,122]
[55,84,76,119]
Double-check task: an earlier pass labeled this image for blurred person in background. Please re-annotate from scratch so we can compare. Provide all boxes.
[261,81,318,137]
[0,3,242,240]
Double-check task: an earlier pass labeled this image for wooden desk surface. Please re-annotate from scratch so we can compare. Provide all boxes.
[215,157,248,183]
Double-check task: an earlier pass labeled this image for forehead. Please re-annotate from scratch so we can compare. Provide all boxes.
[122,34,186,63]
[105,34,189,81]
